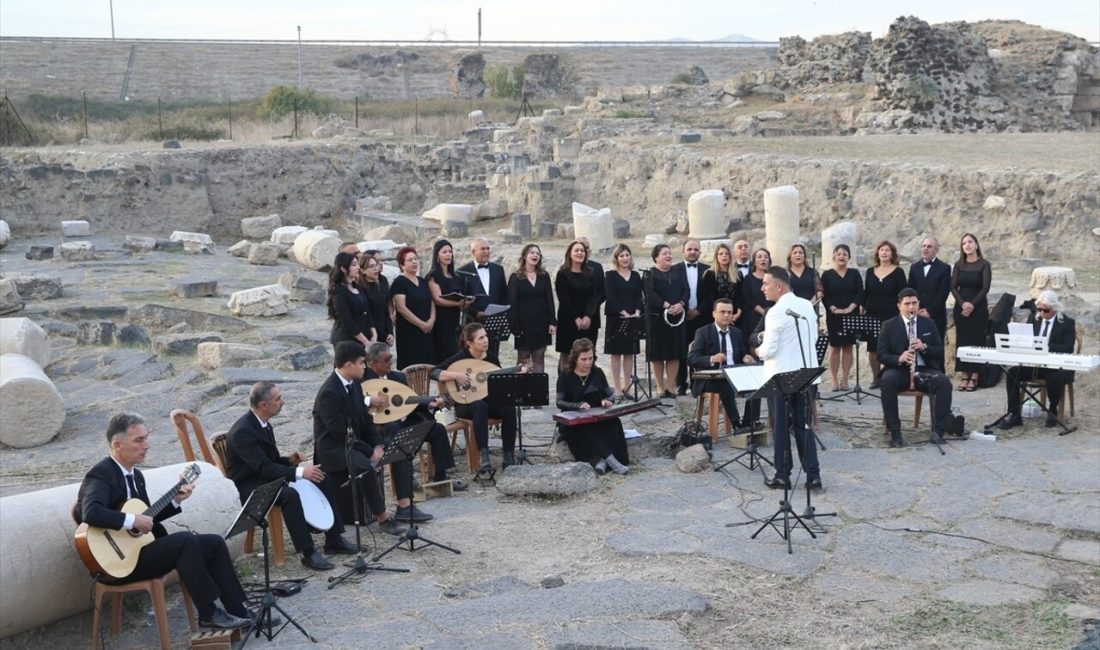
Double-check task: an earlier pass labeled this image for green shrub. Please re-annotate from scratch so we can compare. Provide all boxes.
[485,64,525,99]
[259,86,334,120]
[671,72,694,85]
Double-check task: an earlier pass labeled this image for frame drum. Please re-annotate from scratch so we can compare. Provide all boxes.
[288,480,334,532]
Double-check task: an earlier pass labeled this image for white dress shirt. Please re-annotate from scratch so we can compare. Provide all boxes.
[685,263,700,310]
[759,291,819,381]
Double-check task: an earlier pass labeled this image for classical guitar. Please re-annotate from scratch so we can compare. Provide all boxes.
[361,378,450,424]
[73,463,201,579]
[440,359,523,405]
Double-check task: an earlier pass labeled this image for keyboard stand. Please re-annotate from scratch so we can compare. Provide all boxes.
[983,361,1077,436]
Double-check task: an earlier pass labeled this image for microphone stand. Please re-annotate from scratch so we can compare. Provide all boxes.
[786,305,835,531]
[328,416,408,589]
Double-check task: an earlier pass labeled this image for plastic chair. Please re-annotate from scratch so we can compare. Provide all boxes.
[91,569,195,650]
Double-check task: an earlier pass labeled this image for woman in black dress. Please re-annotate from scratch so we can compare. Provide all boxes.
[952,232,992,391]
[555,240,599,370]
[699,242,742,327]
[556,338,630,475]
[427,239,467,364]
[327,251,375,352]
[432,323,519,469]
[862,240,907,387]
[738,248,773,352]
[390,246,435,368]
[646,243,689,398]
[604,244,643,399]
[356,251,393,346]
[787,244,824,318]
[507,243,556,373]
[821,244,863,390]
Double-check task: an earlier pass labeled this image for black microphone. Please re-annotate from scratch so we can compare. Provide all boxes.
[785,308,805,320]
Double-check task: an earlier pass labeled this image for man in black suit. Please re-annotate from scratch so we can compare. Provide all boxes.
[1001,290,1077,429]
[733,239,752,278]
[75,413,253,630]
[577,237,606,350]
[688,298,755,428]
[676,238,711,394]
[877,288,954,447]
[225,382,360,571]
[312,341,406,537]
[907,236,952,341]
[458,238,509,357]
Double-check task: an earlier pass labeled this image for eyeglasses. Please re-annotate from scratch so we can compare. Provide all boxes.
[1036,307,1053,314]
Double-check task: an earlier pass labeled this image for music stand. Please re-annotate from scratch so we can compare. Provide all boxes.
[613,316,650,401]
[487,372,549,465]
[821,314,882,404]
[712,365,773,480]
[749,366,829,554]
[373,420,461,561]
[483,307,512,342]
[224,478,316,645]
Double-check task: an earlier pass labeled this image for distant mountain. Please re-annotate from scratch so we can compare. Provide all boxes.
[664,33,761,42]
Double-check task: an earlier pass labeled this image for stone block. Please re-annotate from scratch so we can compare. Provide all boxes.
[678,132,702,143]
[983,195,1006,211]
[0,220,9,249]
[240,213,281,239]
[355,195,392,213]
[423,203,474,226]
[153,332,224,355]
[1028,267,1077,300]
[77,320,117,345]
[271,226,308,245]
[285,275,325,304]
[676,444,711,473]
[162,138,181,148]
[58,241,96,261]
[537,221,558,238]
[123,235,157,252]
[687,190,727,239]
[10,274,62,300]
[362,225,412,243]
[170,230,214,246]
[699,238,733,262]
[196,342,265,369]
[613,219,631,238]
[227,284,292,317]
[0,318,50,367]
[130,304,250,332]
[441,221,469,238]
[555,222,575,239]
[755,110,787,121]
[249,242,282,266]
[356,240,402,259]
[226,240,254,258]
[475,199,508,220]
[175,277,218,298]
[60,220,90,237]
[496,462,600,497]
[115,324,151,347]
[155,239,184,252]
[279,344,330,370]
[0,354,64,448]
[25,246,53,261]
[571,202,614,251]
[292,231,340,271]
[513,213,533,238]
[554,137,582,160]
[644,234,666,247]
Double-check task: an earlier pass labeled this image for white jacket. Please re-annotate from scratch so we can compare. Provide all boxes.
[759,291,819,382]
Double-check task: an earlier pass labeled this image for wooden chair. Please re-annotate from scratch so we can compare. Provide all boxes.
[171,409,285,566]
[882,392,925,434]
[695,393,732,444]
[91,570,196,650]
[437,381,500,471]
[1019,330,1083,420]
[400,363,439,482]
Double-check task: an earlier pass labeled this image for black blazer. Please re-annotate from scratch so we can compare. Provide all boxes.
[673,261,710,314]
[458,261,508,320]
[224,411,297,502]
[76,457,178,538]
[877,314,945,374]
[586,259,606,329]
[1030,314,1076,354]
[312,371,384,472]
[329,284,375,345]
[688,324,747,397]
[907,259,952,326]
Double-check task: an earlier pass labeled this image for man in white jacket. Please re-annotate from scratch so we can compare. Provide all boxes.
[758,266,822,490]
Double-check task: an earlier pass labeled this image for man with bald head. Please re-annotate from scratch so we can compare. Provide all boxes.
[458,238,509,357]
[907,236,951,341]
[733,240,752,277]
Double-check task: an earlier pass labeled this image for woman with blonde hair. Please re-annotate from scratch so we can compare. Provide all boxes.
[603,243,643,399]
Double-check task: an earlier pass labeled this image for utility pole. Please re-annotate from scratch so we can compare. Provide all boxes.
[297,26,302,88]
[109,0,115,39]
[477,8,482,47]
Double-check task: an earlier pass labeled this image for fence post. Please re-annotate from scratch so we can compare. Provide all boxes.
[415,96,419,136]
[293,99,298,138]
[82,91,89,140]
[3,95,34,145]
[354,96,358,128]
[157,97,163,140]
[227,97,233,140]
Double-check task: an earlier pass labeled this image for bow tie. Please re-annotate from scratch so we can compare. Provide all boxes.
[686,263,697,268]
[922,260,933,266]
[737,263,749,268]
[477,264,489,269]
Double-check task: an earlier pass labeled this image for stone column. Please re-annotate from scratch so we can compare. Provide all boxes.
[0,353,64,448]
[1029,267,1077,300]
[292,230,341,272]
[764,186,800,261]
[686,190,727,239]
[571,202,614,251]
[0,318,50,367]
[821,221,860,270]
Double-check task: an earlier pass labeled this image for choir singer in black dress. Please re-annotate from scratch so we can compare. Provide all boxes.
[328,252,375,352]
[645,243,689,398]
[555,240,600,371]
[556,338,630,475]
[507,243,556,373]
[604,244,643,399]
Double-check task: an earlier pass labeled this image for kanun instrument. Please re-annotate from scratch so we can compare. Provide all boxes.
[361,378,444,424]
[73,463,201,578]
[440,359,521,404]
[553,398,662,426]
[957,346,1099,371]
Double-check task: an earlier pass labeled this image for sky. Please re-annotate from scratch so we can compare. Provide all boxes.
[1,0,1097,43]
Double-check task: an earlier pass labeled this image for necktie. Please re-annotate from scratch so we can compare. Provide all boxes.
[1041,320,1050,337]
[719,330,728,364]
[125,473,138,500]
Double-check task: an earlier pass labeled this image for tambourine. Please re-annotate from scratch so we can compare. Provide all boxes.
[664,307,685,327]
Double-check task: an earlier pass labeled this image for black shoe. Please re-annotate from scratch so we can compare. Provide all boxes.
[999,414,1023,430]
[479,453,492,471]
[450,478,468,491]
[199,608,252,630]
[1044,412,1059,428]
[765,475,791,490]
[378,518,408,537]
[395,505,434,523]
[301,549,334,571]
[677,384,689,396]
[889,432,905,448]
[807,475,823,490]
[502,451,516,468]
[322,536,361,555]
[868,380,880,390]
[929,431,946,445]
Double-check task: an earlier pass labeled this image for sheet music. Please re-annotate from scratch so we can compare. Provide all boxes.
[1007,322,1032,336]
[723,365,765,392]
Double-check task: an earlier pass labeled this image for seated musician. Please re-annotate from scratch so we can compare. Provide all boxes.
[313,341,407,537]
[363,341,468,498]
[75,413,255,630]
[224,381,360,572]
[556,338,630,475]
[877,288,954,447]
[688,298,756,430]
[1001,290,1077,429]
[431,323,519,471]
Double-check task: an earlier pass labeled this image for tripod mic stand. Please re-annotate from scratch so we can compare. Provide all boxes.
[821,314,882,404]
[328,420,409,589]
[224,478,316,646]
[373,420,462,561]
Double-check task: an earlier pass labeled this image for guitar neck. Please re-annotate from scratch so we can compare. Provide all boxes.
[143,478,186,519]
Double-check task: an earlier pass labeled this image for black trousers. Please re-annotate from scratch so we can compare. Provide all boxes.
[1005,366,1068,415]
[264,477,345,554]
[696,379,740,428]
[677,316,706,388]
[455,400,517,452]
[880,367,953,435]
[424,421,456,479]
[110,532,246,619]
[331,449,413,523]
[770,393,819,479]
